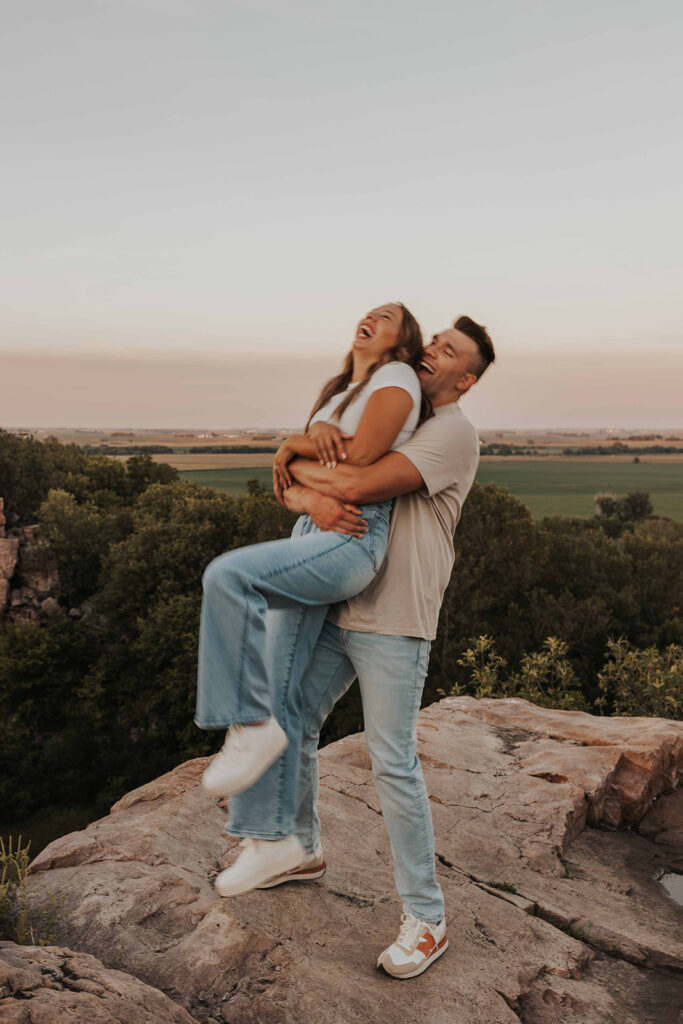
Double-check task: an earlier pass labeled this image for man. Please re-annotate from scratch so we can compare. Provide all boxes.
[215,315,495,979]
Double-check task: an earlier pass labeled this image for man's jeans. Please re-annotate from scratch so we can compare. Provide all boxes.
[195,501,391,727]
[228,621,445,925]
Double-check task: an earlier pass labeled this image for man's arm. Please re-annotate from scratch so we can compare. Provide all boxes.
[289,451,424,505]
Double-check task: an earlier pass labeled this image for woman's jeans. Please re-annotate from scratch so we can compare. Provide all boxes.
[228,621,445,924]
[195,500,391,728]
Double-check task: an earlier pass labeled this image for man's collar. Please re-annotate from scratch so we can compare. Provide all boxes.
[432,400,460,417]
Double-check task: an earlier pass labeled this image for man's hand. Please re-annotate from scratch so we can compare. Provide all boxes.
[281,484,368,537]
[305,492,368,537]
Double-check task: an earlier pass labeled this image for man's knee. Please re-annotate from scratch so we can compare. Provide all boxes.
[369,748,421,786]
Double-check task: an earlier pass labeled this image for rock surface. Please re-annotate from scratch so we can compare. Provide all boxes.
[24,697,683,1024]
[0,941,196,1023]
[0,498,60,620]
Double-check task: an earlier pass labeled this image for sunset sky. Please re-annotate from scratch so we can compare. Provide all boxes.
[2,0,682,429]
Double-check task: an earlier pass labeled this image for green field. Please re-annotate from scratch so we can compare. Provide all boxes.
[179,460,683,520]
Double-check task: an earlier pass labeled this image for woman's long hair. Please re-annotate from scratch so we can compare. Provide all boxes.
[306,303,431,428]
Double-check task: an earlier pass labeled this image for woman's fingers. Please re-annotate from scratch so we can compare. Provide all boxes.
[331,434,345,465]
[274,461,292,490]
[323,435,337,467]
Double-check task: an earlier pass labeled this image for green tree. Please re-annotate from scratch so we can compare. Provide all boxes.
[594,489,653,537]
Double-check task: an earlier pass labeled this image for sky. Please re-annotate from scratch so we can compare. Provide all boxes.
[2,0,682,429]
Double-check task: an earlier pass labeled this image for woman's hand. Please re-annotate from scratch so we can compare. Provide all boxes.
[308,421,351,468]
[273,440,296,495]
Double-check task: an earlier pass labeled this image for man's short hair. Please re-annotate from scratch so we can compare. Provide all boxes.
[454,315,495,378]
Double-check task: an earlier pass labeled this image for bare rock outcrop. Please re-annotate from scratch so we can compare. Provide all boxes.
[0,941,197,1022]
[24,698,683,1024]
[0,499,60,621]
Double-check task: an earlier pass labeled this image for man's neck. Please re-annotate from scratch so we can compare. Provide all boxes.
[431,393,460,409]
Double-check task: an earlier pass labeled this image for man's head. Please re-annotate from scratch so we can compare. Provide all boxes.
[417,315,495,406]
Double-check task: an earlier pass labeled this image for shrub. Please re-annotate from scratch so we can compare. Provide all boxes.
[0,836,60,945]
[596,638,682,718]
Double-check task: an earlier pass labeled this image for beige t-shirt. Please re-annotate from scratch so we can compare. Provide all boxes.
[329,402,480,641]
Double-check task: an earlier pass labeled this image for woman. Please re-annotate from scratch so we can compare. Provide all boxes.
[195,302,424,817]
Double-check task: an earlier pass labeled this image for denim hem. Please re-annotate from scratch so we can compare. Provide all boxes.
[225,826,293,840]
[193,715,269,730]
[402,903,445,926]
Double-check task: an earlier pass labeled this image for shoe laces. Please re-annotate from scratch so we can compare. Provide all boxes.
[396,913,425,953]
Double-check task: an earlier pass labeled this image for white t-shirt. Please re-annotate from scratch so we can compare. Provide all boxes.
[309,362,421,449]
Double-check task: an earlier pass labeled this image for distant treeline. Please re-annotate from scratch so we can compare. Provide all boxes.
[82,444,175,455]
[82,444,280,456]
[562,443,680,456]
[480,443,540,456]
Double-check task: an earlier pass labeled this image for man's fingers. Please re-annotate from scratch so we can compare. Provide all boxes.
[338,514,367,534]
[342,503,363,516]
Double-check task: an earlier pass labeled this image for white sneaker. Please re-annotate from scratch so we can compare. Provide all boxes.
[377,913,448,979]
[256,843,326,888]
[214,836,307,897]
[202,717,288,797]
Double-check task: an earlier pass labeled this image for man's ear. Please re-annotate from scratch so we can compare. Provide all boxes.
[458,371,478,394]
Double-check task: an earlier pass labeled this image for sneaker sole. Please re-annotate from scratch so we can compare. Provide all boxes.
[257,861,327,889]
[378,936,449,979]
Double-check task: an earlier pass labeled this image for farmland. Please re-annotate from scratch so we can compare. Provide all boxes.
[16,425,683,520]
[178,459,683,520]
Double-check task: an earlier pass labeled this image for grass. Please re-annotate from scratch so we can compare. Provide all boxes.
[475,460,683,519]
[179,460,683,520]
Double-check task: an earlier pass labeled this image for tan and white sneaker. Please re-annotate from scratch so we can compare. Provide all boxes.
[257,843,326,888]
[377,913,448,979]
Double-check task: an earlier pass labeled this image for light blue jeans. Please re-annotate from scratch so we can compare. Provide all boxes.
[228,621,445,924]
[195,501,391,728]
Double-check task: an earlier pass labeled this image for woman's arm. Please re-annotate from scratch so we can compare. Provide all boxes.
[295,386,413,466]
[273,384,413,491]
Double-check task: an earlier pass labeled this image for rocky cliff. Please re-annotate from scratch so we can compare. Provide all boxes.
[0,498,60,621]
[4,697,683,1023]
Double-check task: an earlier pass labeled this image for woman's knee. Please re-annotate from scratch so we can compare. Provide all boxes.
[202,550,244,595]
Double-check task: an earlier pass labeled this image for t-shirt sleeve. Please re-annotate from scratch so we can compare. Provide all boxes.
[396,412,480,498]
[365,362,421,411]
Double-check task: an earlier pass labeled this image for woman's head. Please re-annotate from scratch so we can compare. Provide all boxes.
[307,301,424,426]
[353,302,423,370]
